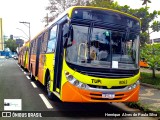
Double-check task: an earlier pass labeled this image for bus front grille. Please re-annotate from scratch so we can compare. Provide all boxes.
[79,70,134,78]
[88,84,127,89]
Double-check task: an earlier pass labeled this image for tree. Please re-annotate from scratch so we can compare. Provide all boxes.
[45,0,89,22]
[134,8,160,44]
[150,21,160,34]
[141,0,151,7]
[89,0,160,45]
[88,0,113,8]
[5,39,19,52]
[141,44,160,78]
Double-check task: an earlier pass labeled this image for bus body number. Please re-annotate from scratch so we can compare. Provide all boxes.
[119,80,127,85]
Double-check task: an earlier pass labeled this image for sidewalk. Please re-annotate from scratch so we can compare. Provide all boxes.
[140,68,160,74]
[139,83,160,113]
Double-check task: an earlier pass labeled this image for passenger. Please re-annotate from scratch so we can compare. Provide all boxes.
[90,46,98,60]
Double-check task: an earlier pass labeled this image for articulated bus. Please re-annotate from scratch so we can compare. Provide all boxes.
[18,40,30,70]
[19,6,141,102]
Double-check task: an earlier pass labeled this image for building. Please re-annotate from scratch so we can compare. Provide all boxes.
[16,39,24,47]
[148,38,160,44]
[152,38,160,43]
[0,18,3,51]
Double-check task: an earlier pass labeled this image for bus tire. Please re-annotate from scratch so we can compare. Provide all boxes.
[30,65,35,81]
[46,75,54,100]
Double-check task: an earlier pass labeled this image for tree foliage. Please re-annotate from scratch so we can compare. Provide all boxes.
[141,44,160,78]
[5,39,18,52]
[141,0,151,7]
[89,0,160,45]
[45,0,89,22]
[150,21,160,33]
[88,0,113,8]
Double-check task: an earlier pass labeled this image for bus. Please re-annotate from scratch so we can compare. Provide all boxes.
[18,40,30,70]
[20,6,141,102]
[140,58,148,67]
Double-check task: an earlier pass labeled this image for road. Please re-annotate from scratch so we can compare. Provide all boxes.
[0,58,158,120]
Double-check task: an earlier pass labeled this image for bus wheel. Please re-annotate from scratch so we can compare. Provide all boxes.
[46,76,54,100]
[30,67,35,81]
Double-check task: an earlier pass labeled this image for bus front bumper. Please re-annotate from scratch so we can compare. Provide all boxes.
[61,82,140,102]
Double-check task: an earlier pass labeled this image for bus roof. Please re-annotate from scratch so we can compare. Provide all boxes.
[67,6,140,23]
[47,6,140,29]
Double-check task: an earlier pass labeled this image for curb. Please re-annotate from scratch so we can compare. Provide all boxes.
[126,102,160,117]
[140,83,160,90]
[126,83,160,117]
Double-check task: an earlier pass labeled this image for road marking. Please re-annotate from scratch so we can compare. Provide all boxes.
[26,75,30,79]
[39,94,53,109]
[17,63,20,67]
[24,72,27,74]
[31,82,37,88]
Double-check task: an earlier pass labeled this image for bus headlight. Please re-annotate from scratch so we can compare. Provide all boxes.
[128,80,140,90]
[65,71,89,89]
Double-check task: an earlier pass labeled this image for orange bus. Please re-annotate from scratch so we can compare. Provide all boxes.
[140,58,148,67]
[20,6,141,102]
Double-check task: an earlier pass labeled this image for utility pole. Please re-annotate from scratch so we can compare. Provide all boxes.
[19,21,31,41]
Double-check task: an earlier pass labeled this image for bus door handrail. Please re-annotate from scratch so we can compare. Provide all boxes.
[78,43,87,62]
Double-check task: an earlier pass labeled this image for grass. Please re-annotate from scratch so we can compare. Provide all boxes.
[140,72,160,89]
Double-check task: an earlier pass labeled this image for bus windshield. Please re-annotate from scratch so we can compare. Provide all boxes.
[66,25,139,70]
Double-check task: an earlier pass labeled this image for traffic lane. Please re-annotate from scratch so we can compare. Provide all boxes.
[0,59,50,111]
[0,57,6,66]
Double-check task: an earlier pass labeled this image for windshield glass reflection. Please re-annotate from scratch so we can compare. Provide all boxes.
[66,25,139,70]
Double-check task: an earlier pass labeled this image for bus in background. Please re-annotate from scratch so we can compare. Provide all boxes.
[21,6,141,102]
[18,40,30,70]
[140,58,148,67]
[18,46,24,65]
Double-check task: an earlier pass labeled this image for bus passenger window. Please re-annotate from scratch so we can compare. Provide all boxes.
[47,40,56,52]
[47,25,57,53]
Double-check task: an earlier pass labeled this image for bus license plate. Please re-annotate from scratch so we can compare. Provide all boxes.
[102,93,115,99]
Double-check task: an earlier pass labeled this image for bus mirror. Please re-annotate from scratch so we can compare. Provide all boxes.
[63,24,73,48]
[63,24,70,37]
[63,24,69,48]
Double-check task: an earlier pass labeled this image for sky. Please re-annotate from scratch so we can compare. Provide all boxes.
[0,0,49,41]
[0,0,160,41]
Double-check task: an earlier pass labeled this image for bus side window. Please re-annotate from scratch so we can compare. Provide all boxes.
[47,25,57,53]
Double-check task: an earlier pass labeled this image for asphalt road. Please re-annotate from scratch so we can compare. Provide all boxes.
[0,58,158,120]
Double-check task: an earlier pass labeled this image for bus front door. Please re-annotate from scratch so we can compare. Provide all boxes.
[35,37,42,77]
